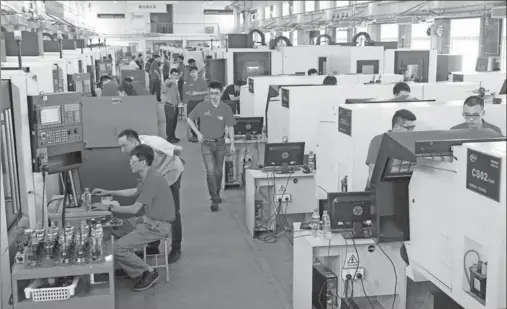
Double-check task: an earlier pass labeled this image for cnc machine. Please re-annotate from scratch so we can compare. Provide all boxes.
[384,49,438,83]
[369,129,505,309]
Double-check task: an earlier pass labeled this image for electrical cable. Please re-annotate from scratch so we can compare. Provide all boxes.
[418,291,430,309]
[372,237,398,309]
[463,249,481,289]
[359,278,376,309]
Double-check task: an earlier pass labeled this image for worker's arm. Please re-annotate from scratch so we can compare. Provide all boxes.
[92,188,138,198]
[187,117,202,138]
[110,201,143,215]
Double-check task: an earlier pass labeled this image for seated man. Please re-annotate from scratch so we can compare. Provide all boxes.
[450,96,503,135]
[93,144,175,292]
[391,82,419,101]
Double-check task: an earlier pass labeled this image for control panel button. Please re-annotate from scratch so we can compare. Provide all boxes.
[40,132,46,139]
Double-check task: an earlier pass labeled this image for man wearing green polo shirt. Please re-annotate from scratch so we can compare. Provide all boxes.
[450,96,503,135]
[187,81,236,212]
[93,144,174,292]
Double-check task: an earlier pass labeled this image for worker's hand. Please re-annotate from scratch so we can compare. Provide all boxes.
[197,133,205,144]
[101,200,119,207]
[91,203,109,211]
[229,144,236,155]
[92,188,111,196]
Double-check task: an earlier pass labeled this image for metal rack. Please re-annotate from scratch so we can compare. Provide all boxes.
[10,238,115,309]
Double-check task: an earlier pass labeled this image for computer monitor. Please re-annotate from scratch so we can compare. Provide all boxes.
[264,142,305,173]
[327,191,372,238]
[234,117,263,135]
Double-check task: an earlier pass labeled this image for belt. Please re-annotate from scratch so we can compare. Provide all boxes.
[203,136,225,142]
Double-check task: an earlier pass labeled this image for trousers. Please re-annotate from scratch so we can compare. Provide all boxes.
[201,139,226,202]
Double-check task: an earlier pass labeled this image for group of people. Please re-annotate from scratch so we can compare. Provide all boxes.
[90,78,238,292]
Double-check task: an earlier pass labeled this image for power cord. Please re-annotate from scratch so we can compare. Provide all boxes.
[463,249,480,289]
[372,237,398,309]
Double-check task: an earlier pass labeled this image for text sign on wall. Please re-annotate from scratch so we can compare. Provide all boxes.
[127,3,166,13]
[338,107,352,136]
[466,148,502,202]
[203,9,234,16]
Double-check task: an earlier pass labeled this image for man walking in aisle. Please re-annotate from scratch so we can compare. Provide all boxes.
[93,129,184,263]
[162,68,181,143]
[187,81,236,212]
[183,66,209,142]
[149,55,163,102]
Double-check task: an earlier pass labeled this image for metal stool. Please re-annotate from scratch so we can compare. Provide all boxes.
[178,104,186,120]
[143,238,170,282]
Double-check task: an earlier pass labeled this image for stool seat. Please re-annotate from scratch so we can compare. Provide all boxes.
[143,237,171,282]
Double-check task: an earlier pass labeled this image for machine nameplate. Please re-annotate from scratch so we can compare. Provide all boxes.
[338,107,352,136]
[466,148,502,202]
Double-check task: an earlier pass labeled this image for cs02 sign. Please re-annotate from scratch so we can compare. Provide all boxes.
[466,149,501,202]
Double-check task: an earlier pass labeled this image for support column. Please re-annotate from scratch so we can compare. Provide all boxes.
[36,29,44,56]
[297,30,310,45]
[234,9,241,31]
[367,24,381,42]
[398,24,412,48]
[346,28,355,43]
[293,1,307,45]
[325,27,336,42]
[430,19,450,53]
[274,2,283,18]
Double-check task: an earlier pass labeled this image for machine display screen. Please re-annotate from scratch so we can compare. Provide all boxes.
[383,158,415,178]
[40,106,61,125]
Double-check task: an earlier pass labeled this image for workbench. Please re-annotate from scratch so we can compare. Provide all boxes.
[222,136,267,189]
[244,169,317,237]
[11,239,115,309]
[292,224,407,309]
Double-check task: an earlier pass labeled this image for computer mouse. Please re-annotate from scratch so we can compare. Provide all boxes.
[302,165,311,174]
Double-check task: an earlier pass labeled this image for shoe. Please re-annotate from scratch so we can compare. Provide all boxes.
[115,269,130,279]
[170,138,179,144]
[167,250,181,264]
[174,137,181,142]
[133,270,159,292]
[210,204,219,212]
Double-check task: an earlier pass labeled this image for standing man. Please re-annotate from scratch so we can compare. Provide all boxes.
[92,144,174,291]
[93,129,184,264]
[177,55,187,100]
[364,109,417,189]
[135,53,144,70]
[162,55,171,81]
[450,96,503,135]
[183,66,209,142]
[149,55,162,102]
[162,68,181,143]
[187,81,236,212]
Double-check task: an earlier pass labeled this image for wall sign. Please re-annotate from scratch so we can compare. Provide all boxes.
[338,107,352,136]
[281,89,289,108]
[466,148,502,202]
[127,3,166,13]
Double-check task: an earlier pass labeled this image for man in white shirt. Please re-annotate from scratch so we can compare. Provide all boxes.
[93,129,184,263]
[128,55,140,70]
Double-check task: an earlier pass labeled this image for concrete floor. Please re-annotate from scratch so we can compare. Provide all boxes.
[115,121,433,309]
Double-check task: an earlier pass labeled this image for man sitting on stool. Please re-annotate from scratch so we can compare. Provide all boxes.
[92,145,175,291]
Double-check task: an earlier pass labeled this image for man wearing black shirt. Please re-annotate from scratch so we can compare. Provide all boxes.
[221,79,246,114]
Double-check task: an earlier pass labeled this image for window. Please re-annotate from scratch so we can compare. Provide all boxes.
[502,18,506,71]
[356,26,367,33]
[336,1,349,7]
[450,18,481,72]
[264,6,271,19]
[305,0,315,13]
[381,24,398,42]
[335,29,348,42]
[282,2,290,16]
[411,23,431,50]
[283,31,290,38]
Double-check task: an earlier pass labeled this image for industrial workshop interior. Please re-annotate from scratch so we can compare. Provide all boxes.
[1,0,507,308]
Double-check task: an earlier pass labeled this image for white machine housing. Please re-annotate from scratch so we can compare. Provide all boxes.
[451,71,506,95]
[408,141,506,309]
[315,101,506,197]
[5,56,69,92]
[384,49,438,83]
[1,62,55,93]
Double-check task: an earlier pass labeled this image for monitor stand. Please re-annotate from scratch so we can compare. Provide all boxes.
[343,221,369,239]
[275,162,291,174]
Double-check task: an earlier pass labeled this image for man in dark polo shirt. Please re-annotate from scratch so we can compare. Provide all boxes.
[177,55,187,99]
[183,66,209,142]
[100,75,120,97]
[187,81,237,212]
[391,82,419,101]
[221,79,246,114]
[365,109,417,189]
[450,96,503,135]
[92,145,175,291]
[149,55,162,102]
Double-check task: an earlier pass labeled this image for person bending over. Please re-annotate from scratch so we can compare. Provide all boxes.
[93,130,184,264]
[221,79,246,114]
[92,145,175,291]
[187,81,236,212]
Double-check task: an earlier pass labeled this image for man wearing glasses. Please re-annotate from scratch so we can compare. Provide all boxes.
[450,96,503,135]
[93,129,184,264]
[92,145,174,291]
[187,81,236,212]
[364,109,417,190]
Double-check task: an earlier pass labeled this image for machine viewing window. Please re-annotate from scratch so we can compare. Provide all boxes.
[382,158,416,179]
[40,106,61,125]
